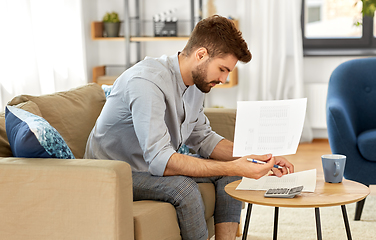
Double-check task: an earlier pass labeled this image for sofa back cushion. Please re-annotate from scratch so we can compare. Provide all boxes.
[0,101,43,157]
[8,84,106,158]
[204,108,236,142]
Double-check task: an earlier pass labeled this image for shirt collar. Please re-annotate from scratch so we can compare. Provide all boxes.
[171,52,188,93]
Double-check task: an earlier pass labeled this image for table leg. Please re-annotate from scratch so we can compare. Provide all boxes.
[341,205,353,240]
[273,207,279,240]
[315,208,322,240]
[242,203,253,240]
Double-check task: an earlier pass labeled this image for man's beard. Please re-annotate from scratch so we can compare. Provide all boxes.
[192,60,220,93]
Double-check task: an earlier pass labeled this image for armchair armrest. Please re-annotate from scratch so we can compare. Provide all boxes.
[0,158,134,240]
[326,98,358,155]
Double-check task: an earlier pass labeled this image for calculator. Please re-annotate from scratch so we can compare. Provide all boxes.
[264,186,304,198]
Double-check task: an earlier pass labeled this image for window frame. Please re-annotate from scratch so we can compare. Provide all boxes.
[301,0,376,56]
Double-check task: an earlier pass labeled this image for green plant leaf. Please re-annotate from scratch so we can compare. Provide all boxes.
[103,11,120,23]
[361,0,376,17]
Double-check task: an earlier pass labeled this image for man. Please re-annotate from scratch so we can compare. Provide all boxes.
[85,15,294,240]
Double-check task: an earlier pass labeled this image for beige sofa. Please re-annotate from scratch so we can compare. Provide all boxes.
[0,83,237,240]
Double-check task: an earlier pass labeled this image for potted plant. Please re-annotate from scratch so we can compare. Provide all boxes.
[103,12,120,37]
[360,0,376,17]
[354,0,376,26]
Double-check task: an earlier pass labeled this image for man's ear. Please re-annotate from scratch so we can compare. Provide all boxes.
[195,47,208,62]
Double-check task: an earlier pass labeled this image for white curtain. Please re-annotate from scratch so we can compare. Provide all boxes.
[0,0,87,110]
[237,0,313,142]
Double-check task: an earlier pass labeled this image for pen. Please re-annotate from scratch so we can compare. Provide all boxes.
[247,158,283,169]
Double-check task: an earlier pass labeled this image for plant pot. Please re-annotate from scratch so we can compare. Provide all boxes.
[103,22,120,37]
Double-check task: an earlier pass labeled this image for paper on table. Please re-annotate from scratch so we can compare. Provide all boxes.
[236,169,317,192]
[233,98,307,157]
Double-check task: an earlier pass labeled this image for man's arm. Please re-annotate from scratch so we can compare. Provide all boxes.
[163,152,277,179]
[164,139,295,178]
[209,139,237,161]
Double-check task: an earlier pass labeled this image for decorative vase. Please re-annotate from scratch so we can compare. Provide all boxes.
[103,22,120,37]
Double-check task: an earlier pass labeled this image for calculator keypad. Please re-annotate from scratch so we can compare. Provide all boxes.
[264,186,303,198]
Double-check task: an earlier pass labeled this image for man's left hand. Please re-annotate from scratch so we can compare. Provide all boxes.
[269,156,294,177]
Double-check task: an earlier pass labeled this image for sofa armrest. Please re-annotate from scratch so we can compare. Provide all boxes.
[0,158,134,240]
[204,108,236,142]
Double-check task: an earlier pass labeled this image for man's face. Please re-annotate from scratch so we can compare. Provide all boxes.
[192,54,238,93]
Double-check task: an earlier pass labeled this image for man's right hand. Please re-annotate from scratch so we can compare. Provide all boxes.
[234,154,276,179]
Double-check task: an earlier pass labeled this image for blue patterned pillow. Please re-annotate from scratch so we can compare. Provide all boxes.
[101,84,113,99]
[178,144,190,155]
[5,106,75,159]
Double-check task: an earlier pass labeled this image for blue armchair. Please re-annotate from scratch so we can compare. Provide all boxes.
[326,57,376,220]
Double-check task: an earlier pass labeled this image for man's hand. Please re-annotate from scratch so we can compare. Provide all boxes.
[269,156,294,177]
[233,154,274,179]
[233,154,294,179]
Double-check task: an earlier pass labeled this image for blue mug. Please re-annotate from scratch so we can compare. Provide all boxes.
[321,154,346,183]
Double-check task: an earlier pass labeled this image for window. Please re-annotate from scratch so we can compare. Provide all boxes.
[301,0,376,55]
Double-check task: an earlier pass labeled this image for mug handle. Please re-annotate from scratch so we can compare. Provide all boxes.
[334,161,340,177]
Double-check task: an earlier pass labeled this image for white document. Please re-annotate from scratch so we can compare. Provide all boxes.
[233,98,307,157]
[236,169,317,192]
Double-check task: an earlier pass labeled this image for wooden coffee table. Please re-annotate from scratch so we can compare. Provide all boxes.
[225,178,369,240]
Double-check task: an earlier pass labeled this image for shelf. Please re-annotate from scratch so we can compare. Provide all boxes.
[91,21,125,40]
[93,65,238,89]
[91,22,189,41]
[92,0,237,89]
[92,66,117,86]
[131,36,190,41]
[92,37,125,41]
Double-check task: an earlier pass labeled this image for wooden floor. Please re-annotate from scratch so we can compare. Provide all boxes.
[290,139,375,195]
[285,139,331,177]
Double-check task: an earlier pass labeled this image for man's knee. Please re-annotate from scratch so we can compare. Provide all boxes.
[132,173,208,239]
[132,173,205,211]
[168,176,204,209]
[221,175,242,184]
[213,176,242,224]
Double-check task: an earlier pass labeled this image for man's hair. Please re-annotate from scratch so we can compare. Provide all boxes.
[182,15,252,63]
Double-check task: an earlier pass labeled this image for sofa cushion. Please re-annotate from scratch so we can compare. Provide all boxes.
[0,101,43,157]
[198,183,216,220]
[204,108,236,141]
[357,129,376,161]
[8,83,106,158]
[5,106,75,159]
[133,200,181,240]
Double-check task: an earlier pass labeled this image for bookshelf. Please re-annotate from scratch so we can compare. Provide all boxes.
[91,0,238,88]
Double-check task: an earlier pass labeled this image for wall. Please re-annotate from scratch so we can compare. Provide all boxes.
[82,0,99,82]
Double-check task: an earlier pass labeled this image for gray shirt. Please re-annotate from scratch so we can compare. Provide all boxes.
[84,53,223,176]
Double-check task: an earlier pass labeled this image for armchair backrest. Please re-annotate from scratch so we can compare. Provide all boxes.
[327,57,376,136]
